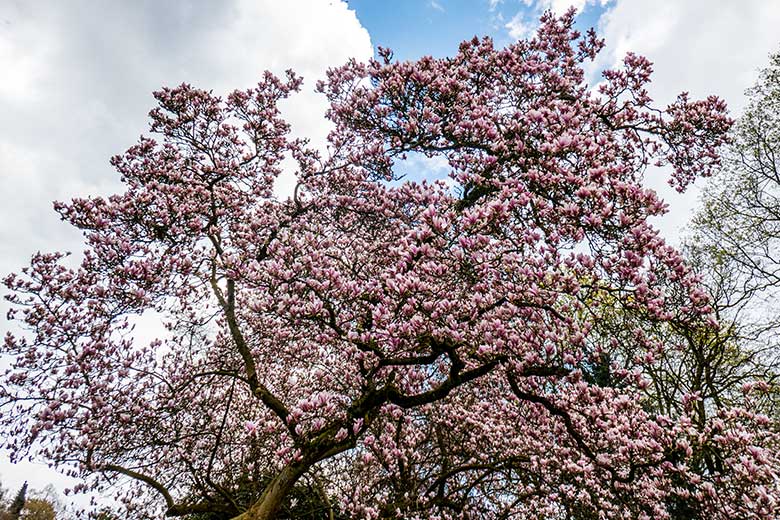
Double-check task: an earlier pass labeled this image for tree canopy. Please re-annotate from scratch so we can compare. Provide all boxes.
[0,482,60,520]
[2,11,776,520]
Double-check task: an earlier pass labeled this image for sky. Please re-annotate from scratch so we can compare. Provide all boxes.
[1,0,779,509]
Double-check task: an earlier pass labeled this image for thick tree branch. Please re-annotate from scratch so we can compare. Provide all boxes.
[209,270,291,428]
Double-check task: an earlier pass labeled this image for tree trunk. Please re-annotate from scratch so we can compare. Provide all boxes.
[231,462,308,520]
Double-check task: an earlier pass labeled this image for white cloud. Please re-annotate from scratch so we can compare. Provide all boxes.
[430,0,445,12]
[0,0,372,503]
[525,0,612,17]
[598,1,780,109]
[595,0,780,241]
[505,12,535,39]
[539,0,588,14]
[505,0,612,41]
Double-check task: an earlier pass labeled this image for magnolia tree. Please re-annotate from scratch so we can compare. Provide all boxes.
[3,12,777,520]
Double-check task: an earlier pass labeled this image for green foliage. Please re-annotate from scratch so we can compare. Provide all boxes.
[692,50,780,297]
[20,498,56,520]
[0,482,66,520]
[687,49,780,419]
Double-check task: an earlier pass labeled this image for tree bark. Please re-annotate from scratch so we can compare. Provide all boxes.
[230,462,309,520]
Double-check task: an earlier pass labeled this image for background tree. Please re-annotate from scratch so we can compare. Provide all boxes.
[19,498,56,520]
[686,50,780,417]
[692,51,780,301]
[0,483,65,520]
[3,482,27,520]
[578,50,780,519]
[3,10,774,520]
[582,240,780,519]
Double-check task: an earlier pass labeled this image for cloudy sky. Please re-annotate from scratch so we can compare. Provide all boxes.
[1,0,779,506]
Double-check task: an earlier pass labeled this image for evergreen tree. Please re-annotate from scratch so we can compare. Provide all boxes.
[8,482,27,519]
